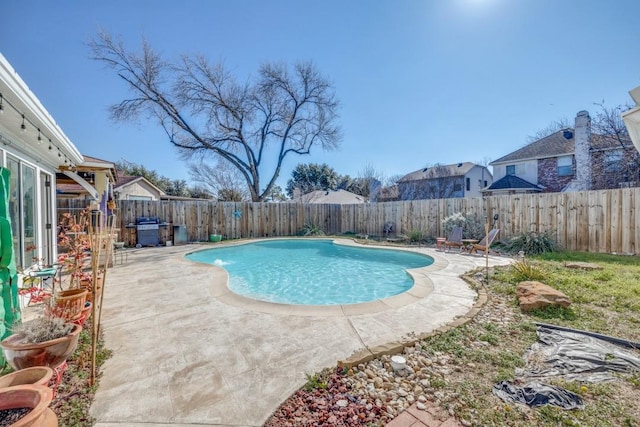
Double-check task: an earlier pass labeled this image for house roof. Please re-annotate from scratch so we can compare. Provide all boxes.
[0,53,83,168]
[485,174,543,191]
[491,129,575,165]
[114,173,166,195]
[492,129,633,165]
[56,153,118,192]
[398,162,480,182]
[590,133,634,151]
[114,174,140,187]
[377,185,399,202]
[292,189,366,204]
[56,183,84,194]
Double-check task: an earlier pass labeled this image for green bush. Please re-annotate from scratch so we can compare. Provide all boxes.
[441,212,485,240]
[510,259,546,282]
[298,223,325,236]
[408,229,426,243]
[503,231,558,255]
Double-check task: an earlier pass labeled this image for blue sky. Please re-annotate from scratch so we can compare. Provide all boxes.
[1,0,639,189]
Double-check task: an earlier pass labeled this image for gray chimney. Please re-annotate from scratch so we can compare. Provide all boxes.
[574,110,591,190]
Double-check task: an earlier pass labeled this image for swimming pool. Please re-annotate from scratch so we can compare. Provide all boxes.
[186,239,434,305]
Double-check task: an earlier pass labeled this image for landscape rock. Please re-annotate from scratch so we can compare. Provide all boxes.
[516,280,571,311]
[564,261,603,270]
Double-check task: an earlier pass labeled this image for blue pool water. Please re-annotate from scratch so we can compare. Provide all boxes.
[186,239,433,305]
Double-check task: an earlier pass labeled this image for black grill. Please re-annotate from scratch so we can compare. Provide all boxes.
[136,217,161,246]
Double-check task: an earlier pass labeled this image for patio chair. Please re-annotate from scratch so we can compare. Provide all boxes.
[468,228,500,254]
[443,226,464,252]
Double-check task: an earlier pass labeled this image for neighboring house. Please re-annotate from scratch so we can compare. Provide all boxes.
[114,172,165,201]
[622,86,640,153]
[56,155,118,207]
[397,162,493,200]
[377,185,400,202]
[291,189,366,204]
[0,53,83,269]
[486,110,640,195]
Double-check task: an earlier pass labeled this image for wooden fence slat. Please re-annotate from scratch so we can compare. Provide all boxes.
[57,188,640,254]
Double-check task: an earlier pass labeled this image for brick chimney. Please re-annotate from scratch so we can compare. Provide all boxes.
[574,110,592,190]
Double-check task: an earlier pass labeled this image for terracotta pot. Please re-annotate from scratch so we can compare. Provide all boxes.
[0,384,57,426]
[0,323,82,371]
[80,273,104,304]
[44,289,88,320]
[0,367,54,389]
[79,302,92,322]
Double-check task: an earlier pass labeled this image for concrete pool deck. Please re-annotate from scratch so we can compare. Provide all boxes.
[90,239,513,427]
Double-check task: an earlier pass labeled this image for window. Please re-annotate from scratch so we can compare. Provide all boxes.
[5,156,37,269]
[557,156,572,176]
[605,149,623,172]
[6,156,20,268]
[506,165,515,175]
[22,164,37,266]
[465,177,470,191]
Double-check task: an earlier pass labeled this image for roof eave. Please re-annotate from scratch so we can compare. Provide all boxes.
[622,104,640,154]
[0,53,83,166]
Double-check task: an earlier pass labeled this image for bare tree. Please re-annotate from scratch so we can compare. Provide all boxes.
[592,101,639,185]
[189,161,250,201]
[592,102,633,144]
[526,117,571,143]
[90,31,341,201]
[398,164,459,200]
[385,174,404,186]
[355,163,384,201]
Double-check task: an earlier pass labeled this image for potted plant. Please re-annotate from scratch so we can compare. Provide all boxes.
[47,211,92,320]
[0,316,82,371]
[77,270,104,305]
[0,366,54,389]
[0,384,57,426]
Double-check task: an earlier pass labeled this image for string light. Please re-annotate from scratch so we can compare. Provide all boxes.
[1,90,74,164]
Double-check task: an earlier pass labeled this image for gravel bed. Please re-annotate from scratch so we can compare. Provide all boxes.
[266,273,514,426]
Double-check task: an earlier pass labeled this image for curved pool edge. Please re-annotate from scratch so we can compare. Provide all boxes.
[182,237,454,317]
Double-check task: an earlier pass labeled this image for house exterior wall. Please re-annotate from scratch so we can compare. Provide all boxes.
[464,166,493,197]
[537,156,574,192]
[119,181,162,200]
[590,147,640,190]
[1,55,84,270]
[493,160,538,183]
[398,176,464,200]
[0,146,57,269]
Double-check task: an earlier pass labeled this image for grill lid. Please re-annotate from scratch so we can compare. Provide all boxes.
[136,216,160,225]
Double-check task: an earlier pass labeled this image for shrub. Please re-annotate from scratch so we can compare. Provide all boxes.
[503,231,558,255]
[298,223,325,236]
[441,212,485,240]
[10,316,73,344]
[303,370,329,391]
[510,259,546,282]
[408,229,426,243]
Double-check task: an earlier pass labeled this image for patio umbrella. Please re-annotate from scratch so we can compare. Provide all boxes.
[0,167,20,361]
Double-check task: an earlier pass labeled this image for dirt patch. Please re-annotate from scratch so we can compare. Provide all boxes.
[264,267,640,426]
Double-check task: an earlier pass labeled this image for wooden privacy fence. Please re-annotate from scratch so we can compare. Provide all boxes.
[57,187,640,254]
